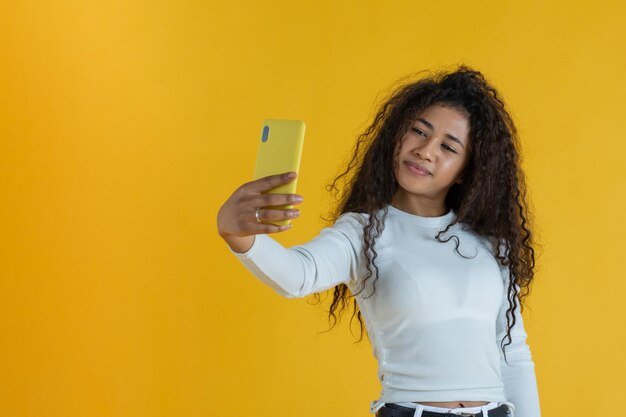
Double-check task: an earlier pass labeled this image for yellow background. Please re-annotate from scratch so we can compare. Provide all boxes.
[1,1,625,416]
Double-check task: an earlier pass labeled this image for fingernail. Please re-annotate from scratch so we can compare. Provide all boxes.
[287,172,296,178]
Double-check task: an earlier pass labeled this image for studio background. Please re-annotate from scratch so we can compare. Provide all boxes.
[1,1,624,416]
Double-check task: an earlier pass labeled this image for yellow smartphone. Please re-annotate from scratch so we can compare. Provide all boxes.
[253,118,306,226]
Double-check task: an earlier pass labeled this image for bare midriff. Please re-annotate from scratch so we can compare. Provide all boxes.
[414,401,490,408]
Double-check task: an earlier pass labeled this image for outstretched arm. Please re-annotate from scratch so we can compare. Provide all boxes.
[226,213,365,298]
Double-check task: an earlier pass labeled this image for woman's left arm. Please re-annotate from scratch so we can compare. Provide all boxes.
[496,274,542,417]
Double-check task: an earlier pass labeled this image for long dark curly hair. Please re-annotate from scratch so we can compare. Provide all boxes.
[310,64,540,365]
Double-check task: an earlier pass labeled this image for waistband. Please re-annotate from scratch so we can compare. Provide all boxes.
[370,400,516,416]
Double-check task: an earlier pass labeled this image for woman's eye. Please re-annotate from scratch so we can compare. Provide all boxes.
[412,128,426,136]
[442,144,457,153]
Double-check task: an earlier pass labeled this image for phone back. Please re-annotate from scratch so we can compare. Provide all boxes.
[253,119,306,226]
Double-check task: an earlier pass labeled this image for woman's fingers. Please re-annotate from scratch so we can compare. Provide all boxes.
[247,171,297,194]
[250,192,304,209]
[253,207,300,223]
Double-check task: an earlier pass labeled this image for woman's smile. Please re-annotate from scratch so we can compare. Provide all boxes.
[405,160,432,176]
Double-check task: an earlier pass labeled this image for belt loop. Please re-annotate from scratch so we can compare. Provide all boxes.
[501,401,515,417]
[412,403,425,417]
[480,405,489,417]
[370,400,385,414]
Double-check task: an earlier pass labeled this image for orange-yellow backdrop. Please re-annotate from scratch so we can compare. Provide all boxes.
[1,1,625,416]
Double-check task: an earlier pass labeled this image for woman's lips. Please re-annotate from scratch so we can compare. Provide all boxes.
[405,161,431,176]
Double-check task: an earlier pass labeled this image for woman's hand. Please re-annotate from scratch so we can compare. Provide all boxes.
[217,171,303,241]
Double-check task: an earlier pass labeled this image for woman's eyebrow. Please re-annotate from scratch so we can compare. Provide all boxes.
[416,117,465,149]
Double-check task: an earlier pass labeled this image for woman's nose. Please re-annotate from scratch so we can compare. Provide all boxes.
[415,138,437,160]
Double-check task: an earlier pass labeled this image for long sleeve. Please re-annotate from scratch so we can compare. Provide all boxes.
[496,269,542,417]
[226,212,365,298]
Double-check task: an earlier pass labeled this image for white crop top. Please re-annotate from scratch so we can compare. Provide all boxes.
[226,204,541,417]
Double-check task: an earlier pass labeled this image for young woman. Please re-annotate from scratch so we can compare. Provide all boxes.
[217,65,541,417]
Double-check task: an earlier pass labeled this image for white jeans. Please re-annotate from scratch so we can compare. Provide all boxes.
[392,401,515,417]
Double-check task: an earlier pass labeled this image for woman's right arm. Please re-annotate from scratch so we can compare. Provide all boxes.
[225,213,364,298]
[217,171,364,298]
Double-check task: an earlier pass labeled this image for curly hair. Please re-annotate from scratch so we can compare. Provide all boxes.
[310,64,539,365]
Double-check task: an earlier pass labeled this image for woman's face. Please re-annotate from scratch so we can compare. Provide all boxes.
[392,103,472,215]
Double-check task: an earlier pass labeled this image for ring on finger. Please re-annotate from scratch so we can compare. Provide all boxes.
[255,207,262,223]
